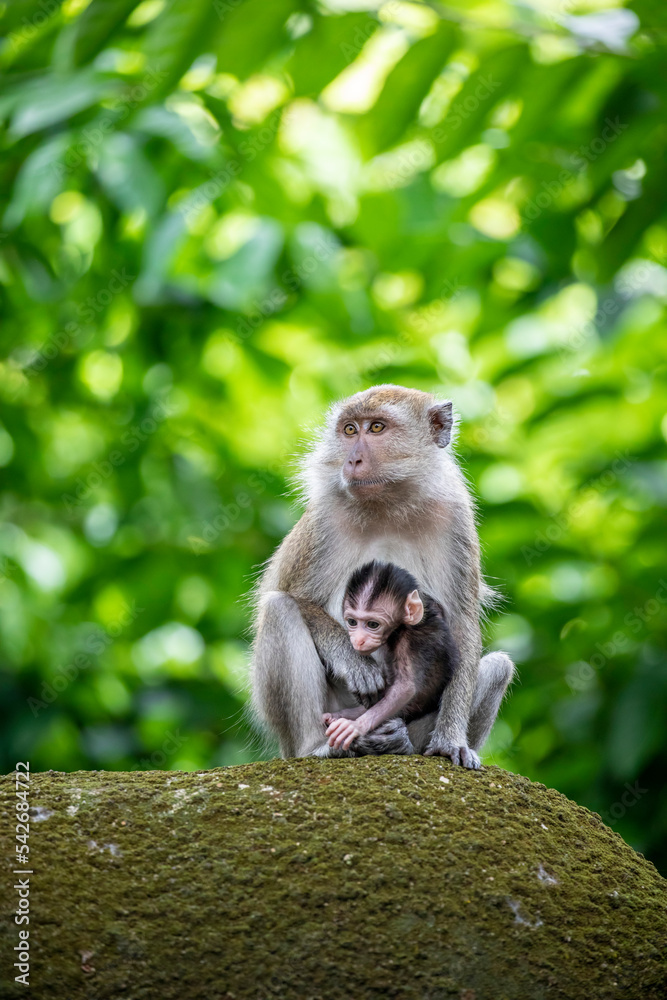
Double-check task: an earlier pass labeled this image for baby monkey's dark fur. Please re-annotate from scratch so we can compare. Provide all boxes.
[324,560,460,751]
[345,560,459,723]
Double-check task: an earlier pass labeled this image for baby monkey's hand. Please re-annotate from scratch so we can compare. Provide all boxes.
[324,715,368,750]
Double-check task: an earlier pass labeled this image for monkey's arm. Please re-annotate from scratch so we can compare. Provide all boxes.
[261,512,387,708]
[425,640,478,766]
[324,671,416,751]
[425,524,483,769]
[296,600,388,708]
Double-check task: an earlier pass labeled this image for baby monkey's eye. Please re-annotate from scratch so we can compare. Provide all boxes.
[343,424,357,436]
[346,618,357,627]
[367,621,380,630]
[369,421,385,433]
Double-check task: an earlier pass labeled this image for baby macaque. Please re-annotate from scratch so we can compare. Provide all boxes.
[323,560,459,751]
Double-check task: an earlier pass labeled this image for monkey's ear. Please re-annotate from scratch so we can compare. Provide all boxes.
[404,589,424,626]
[428,401,453,448]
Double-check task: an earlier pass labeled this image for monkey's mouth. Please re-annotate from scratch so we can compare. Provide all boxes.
[347,478,386,487]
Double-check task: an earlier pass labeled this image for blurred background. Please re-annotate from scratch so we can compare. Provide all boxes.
[1,0,666,872]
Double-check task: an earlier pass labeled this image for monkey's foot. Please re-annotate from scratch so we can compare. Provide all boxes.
[322,712,337,727]
[424,736,481,769]
[353,718,414,757]
[311,742,355,759]
[322,709,363,725]
[311,719,414,758]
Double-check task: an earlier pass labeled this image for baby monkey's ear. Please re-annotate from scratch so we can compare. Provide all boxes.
[404,589,424,625]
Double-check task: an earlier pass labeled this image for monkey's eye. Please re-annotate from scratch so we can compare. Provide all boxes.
[367,621,380,630]
[369,421,385,433]
[346,618,357,628]
[343,423,357,436]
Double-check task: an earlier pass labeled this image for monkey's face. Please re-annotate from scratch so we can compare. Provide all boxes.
[335,409,425,498]
[332,389,453,500]
[342,598,398,652]
[300,386,454,506]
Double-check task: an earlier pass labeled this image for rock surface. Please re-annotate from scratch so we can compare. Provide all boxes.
[1,756,666,999]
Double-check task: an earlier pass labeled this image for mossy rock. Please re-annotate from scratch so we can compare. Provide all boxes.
[1,757,666,999]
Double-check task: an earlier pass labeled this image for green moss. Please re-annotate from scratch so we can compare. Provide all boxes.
[1,757,666,999]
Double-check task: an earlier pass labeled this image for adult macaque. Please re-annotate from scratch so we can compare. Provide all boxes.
[251,384,514,768]
[324,560,459,751]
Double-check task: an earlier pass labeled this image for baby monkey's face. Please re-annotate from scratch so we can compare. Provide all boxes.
[343,597,399,653]
[343,588,424,653]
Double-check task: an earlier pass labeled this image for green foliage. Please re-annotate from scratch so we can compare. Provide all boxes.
[0,0,666,871]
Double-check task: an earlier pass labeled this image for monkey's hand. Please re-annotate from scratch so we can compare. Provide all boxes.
[343,655,387,710]
[326,716,368,751]
[424,735,481,770]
